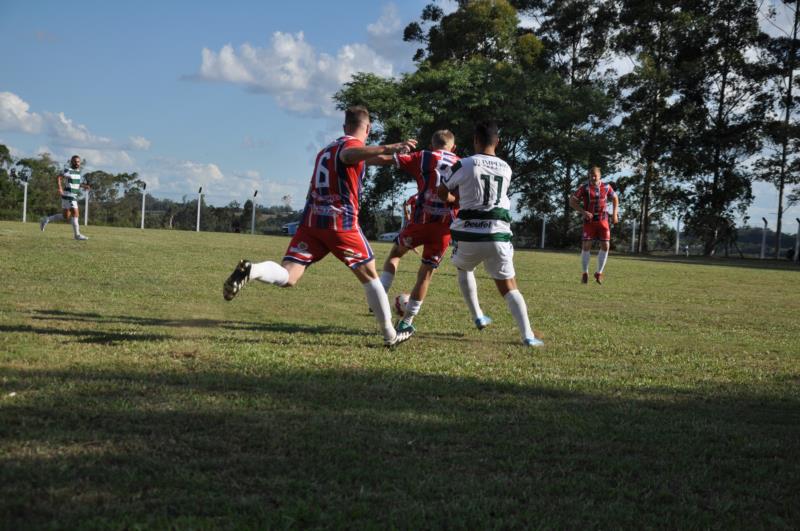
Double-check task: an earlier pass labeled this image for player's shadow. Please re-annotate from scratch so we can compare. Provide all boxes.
[30,309,372,338]
[2,365,797,529]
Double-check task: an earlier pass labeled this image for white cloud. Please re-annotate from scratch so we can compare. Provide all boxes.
[366,3,416,69]
[195,30,394,116]
[44,111,113,148]
[128,136,151,150]
[0,92,43,134]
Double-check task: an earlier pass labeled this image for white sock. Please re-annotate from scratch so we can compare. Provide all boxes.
[457,269,483,321]
[71,217,80,237]
[47,213,64,222]
[379,271,394,292]
[249,261,289,286]
[504,289,534,341]
[363,279,395,341]
[597,250,608,273]
[581,250,590,273]
[402,298,422,325]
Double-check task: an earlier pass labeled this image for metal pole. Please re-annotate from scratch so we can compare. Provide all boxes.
[84,192,89,226]
[794,218,799,263]
[140,183,147,229]
[22,182,28,222]
[760,217,768,259]
[251,190,258,234]
[540,215,546,249]
[631,219,636,253]
[196,187,203,232]
[675,217,681,255]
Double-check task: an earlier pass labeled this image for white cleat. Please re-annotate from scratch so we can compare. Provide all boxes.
[74,234,89,241]
[523,337,544,347]
[384,328,413,347]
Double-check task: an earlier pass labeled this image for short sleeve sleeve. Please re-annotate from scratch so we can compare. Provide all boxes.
[442,159,465,190]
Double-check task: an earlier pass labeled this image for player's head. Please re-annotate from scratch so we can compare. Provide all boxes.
[588,166,601,184]
[70,155,81,169]
[473,121,499,151]
[431,129,455,151]
[343,105,371,139]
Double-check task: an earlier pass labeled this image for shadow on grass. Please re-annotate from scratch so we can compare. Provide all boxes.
[1,366,798,529]
[620,253,800,272]
[29,310,373,338]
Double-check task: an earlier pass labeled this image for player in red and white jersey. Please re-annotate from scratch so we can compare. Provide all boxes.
[369,130,459,333]
[569,166,619,284]
[222,105,417,347]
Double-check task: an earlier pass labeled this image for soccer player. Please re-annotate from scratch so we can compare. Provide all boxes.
[39,155,90,240]
[437,122,544,347]
[569,166,619,284]
[222,105,417,347]
[370,130,460,334]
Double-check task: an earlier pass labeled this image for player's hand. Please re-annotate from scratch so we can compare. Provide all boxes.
[583,210,593,222]
[387,139,417,154]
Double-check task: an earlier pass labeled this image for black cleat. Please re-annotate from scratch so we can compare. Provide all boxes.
[223,259,252,301]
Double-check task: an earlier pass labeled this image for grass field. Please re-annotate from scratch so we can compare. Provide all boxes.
[1,220,798,529]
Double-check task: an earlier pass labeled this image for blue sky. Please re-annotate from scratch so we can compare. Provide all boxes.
[0,0,797,232]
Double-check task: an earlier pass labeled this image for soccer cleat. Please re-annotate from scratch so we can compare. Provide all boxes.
[581,272,589,284]
[40,217,48,231]
[474,315,492,330]
[74,234,88,241]
[223,259,252,301]
[384,328,413,347]
[523,337,545,347]
[594,272,604,285]
[396,320,416,334]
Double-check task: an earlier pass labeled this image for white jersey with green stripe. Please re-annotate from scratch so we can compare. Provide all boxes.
[441,154,513,242]
[61,166,82,201]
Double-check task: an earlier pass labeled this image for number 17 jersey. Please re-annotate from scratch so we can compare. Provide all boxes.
[442,154,513,242]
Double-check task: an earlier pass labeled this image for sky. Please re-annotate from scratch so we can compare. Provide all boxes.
[0,0,797,232]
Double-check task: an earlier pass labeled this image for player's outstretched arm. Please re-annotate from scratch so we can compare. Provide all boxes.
[364,154,396,166]
[340,139,417,165]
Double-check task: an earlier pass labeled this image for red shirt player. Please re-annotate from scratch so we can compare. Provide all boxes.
[222,105,417,347]
[570,166,619,285]
[369,130,459,333]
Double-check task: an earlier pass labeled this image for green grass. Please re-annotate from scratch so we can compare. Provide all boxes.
[1,220,798,529]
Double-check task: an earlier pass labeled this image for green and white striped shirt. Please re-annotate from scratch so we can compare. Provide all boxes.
[61,166,82,201]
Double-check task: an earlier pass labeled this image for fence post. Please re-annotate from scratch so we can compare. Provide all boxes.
[794,218,799,263]
[84,192,89,226]
[251,190,258,234]
[540,215,546,249]
[196,187,203,232]
[631,219,636,253]
[760,217,768,259]
[140,183,147,229]
[22,181,28,223]
[675,217,681,255]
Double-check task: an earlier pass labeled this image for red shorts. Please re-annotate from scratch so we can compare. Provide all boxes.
[396,222,451,267]
[284,225,374,269]
[582,220,611,241]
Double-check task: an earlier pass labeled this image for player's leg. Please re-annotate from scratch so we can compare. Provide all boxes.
[70,207,87,240]
[399,263,435,329]
[580,232,592,284]
[487,242,543,347]
[336,229,412,346]
[380,242,409,292]
[41,209,64,231]
[595,237,610,284]
[451,241,491,329]
[399,229,447,329]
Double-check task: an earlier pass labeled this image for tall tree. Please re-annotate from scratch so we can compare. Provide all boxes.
[756,0,800,257]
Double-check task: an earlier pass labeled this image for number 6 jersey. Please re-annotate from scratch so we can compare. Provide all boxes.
[442,154,513,242]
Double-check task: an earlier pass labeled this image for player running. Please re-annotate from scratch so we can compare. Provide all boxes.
[437,122,544,347]
[569,166,619,284]
[222,106,417,347]
[39,155,90,240]
[369,130,459,334]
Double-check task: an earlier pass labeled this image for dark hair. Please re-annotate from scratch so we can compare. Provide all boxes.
[70,155,80,161]
[474,121,499,146]
[344,105,370,128]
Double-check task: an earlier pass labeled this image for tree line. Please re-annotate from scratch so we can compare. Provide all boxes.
[334,0,800,256]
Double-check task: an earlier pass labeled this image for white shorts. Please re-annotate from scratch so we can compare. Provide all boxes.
[450,240,516,279]
[61,199,78,210]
